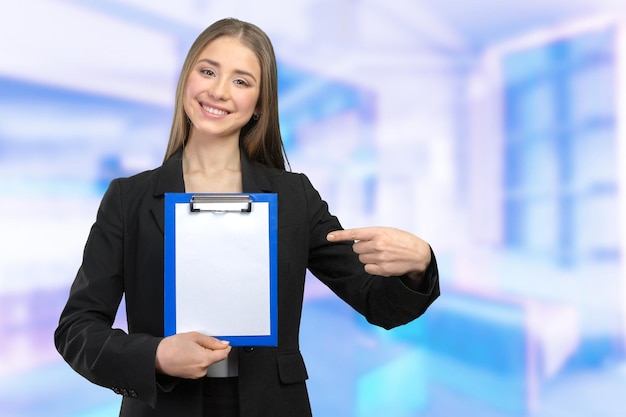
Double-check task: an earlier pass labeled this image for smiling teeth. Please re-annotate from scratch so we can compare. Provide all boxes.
[202,104,228,115]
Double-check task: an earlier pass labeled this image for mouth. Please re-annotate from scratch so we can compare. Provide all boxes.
[201,103,230,116]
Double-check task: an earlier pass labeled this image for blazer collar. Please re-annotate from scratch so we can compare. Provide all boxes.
[241,149,274,193]
[153,150,185,197]
[151,147,276,234]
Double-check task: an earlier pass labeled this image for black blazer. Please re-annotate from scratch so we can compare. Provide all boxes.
[55,150,440,417]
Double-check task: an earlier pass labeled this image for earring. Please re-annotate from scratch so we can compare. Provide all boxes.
[252,113,260,121]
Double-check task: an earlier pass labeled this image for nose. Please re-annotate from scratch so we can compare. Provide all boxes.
[209,78,229,100]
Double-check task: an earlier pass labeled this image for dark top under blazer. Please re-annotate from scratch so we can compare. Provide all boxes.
[54,150,440,417]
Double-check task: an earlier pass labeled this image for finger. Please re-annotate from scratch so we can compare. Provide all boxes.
[327,227,378,243]
[356,251,381,265]
[363,263,386,277]
[351,239,379,255]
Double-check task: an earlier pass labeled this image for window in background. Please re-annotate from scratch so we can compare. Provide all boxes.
[503,28,618,267]
[502,27,624,368]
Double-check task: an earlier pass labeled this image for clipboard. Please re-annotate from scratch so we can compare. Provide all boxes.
[164,193,278,346]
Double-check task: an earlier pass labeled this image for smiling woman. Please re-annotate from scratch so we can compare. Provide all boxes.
[53,17,439,417]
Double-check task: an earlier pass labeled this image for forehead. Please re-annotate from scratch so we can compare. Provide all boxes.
[197,36,261,74]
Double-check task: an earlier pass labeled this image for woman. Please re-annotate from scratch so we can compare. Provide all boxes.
[54,18,440,417]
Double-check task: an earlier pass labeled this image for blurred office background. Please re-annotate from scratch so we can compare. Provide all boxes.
[1,0,626,416]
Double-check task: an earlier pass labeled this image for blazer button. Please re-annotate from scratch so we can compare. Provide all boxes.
[128,389,138,398]
[243,347,254,353]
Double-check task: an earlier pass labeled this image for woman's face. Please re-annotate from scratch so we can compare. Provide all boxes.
[184,36,261,142]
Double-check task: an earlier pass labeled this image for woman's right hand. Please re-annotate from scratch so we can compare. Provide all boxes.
[155,331,232,378]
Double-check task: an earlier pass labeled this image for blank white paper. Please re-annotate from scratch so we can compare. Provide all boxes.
[173,202,271,337]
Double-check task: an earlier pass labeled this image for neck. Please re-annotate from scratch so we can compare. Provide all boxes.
[182,133,242,193]
[184,128,241,168]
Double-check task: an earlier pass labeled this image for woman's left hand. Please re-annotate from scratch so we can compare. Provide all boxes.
[327,227,431,285]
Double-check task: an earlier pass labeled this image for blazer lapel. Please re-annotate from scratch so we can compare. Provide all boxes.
[241,149,275,194]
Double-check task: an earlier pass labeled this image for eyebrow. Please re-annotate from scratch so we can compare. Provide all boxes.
[197,58,258,82]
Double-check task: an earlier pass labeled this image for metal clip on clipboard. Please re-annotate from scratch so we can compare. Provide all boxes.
[189,194,253,213]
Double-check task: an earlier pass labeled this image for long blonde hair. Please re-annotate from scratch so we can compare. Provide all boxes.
[163,18,287,170]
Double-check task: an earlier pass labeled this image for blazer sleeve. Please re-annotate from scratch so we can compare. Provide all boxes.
[300,174,440,330]
[54,179,162,409]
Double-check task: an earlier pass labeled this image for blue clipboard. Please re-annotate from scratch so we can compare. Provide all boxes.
[164,193,278,346]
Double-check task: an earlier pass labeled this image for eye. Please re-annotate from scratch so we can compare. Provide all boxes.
[234,78,250,87]
[200,68,216,77]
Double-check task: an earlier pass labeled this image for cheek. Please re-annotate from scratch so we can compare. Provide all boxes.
[183,84,195,103]
[183,76,201,101]
[182,93,193,117]
[243,92,260,112]
[182,85,198,113]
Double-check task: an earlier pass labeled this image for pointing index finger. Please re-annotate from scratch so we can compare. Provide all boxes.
[327,227,376,242]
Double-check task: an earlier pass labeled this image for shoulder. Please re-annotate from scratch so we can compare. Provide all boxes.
[110,166,160,194]
[101,162,170,212]
[273,171,322,204]
[264,167,328,214]
[257,164,316,191]
[112,152,182,193]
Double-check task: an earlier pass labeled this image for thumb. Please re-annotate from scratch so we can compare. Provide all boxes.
[195,333,230,350]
